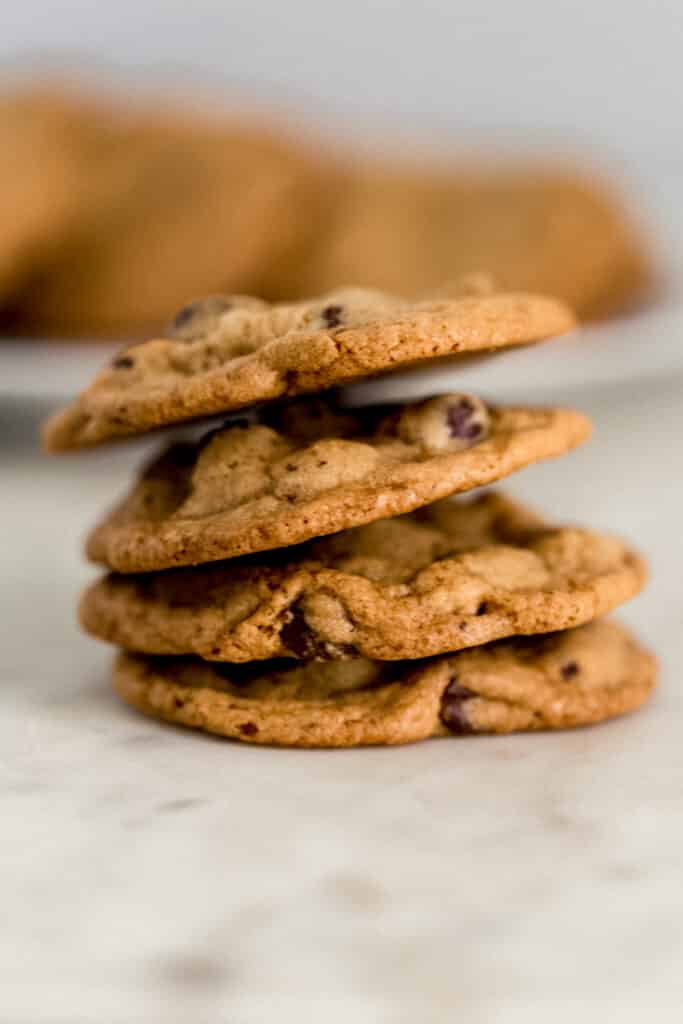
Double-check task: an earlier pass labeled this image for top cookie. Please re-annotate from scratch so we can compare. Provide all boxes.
[85,393,591,572]
[42,285,575,451]
[287,165,650,320]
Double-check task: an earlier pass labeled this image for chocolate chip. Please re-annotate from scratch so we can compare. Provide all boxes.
[174,297,232,329]
[440,677,475,734]
[393,393,490,454]
[170,296,233,339]
[112,354,134,369]
[561,660,579,680]
[321,304,344,328]
[281,605,325,659]
[173,304,199,329]
[476,601,488,616]
[281,604,355,660]
[447,397,482,439]
[239,722,259,736]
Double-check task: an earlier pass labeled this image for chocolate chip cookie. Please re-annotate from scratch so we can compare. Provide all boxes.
[0,86,95,303]
[112,619,657,747]
[292,165,650,319]
[18,98,328,338]
[81,491,646,662]
[42,286,575,451]
[84,396,591,572]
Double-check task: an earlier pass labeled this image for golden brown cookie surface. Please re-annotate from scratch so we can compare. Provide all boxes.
[113,619,657,748]
[84,396,591,572]
[42,286,574,451]
[81,492,647,662]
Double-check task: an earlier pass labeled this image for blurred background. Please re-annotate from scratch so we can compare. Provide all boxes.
[0,0,680,352]
[1,0,682,161]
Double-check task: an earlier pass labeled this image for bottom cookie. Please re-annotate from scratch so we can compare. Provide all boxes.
[113,619,656,748]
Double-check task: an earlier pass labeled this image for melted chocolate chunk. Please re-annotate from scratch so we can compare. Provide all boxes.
[281,604,355,660]
[447,397,482,439]
[173,302,201,329]
[112,354,134,370]
[172,296,233,335]
[561,660,579,680]
[440,677,475,734]
[321,304,344,329]
[239,722,259,736]
[281,605,329,659]
[475,601,489,616]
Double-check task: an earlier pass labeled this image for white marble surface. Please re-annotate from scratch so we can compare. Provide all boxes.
[1,312,682,1021]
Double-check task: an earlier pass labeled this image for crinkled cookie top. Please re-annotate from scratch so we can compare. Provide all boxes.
[85,394,591,572]
[43,282,574,450]
[82,491,647,662]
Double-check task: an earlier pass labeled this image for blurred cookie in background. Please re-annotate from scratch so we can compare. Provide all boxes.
[0,86,97,306]
[0,79,653,338]
[288,164,651,320]
[13,90,331,338]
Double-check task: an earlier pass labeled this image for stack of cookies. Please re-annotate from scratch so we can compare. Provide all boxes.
[44,283,656,747]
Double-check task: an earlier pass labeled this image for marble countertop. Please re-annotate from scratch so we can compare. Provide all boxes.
[2,303,683,1021]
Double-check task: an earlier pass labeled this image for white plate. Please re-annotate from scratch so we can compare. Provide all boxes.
[3,298,683,408]
[346,298,683,407]
[2,160,680,406]
[0,340,119,400]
